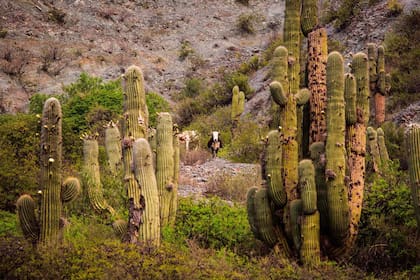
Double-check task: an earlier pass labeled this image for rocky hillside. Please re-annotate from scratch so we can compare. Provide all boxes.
[0,0,418,115]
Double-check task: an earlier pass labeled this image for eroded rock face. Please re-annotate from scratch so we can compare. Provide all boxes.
[0,0,285,113]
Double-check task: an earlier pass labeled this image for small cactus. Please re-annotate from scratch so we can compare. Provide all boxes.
[105,121,122,174]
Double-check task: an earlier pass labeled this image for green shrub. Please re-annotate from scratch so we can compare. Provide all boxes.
[224,116,267,163]
[178,78,205,100]
[238,55,261,75]
[179,40,194,61]
[387,0,403,16]
[171,197,255,253]
[0,210,20,237]
[355,161,419,274]
[0,114,39,211]
[224,71,254,98]
[146,92,171,127]
[384,10,420,112]
[236,13,257,34]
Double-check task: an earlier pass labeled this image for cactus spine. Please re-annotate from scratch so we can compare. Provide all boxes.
[17,98,80,246]
[82,136,115,216]
[132,138,160,246]
[170,128,180,226]
[156,112,175,227]
[406,126,420,229]
[122,65,149,243]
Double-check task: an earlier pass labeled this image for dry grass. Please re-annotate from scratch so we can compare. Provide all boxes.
[205,169,261,203]
[181,148,211,166]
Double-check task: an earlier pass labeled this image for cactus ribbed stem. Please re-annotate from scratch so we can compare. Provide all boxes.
[325,52,349,245]
[17,194,39,244]
[105,123,122,174]
[246,187,260,239]
[156,113,175,227]
[169,131,180,226]
[300,211,321,266]
[39,97,63,245]
[344,73,357,126]
[301,0,318,37]
[83,138,115,215]
[367,127,381,173]
[264,130,286,207]
[290,199,302,250]
[133,138,160,246]
[122,65,149,243]
[377,128,389,163]
[299,159,317,215]
[61,177,81,203]
[406,126,420,228]
[254,188,280,247]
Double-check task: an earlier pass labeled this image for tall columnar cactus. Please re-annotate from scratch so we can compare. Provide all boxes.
[231,85,245,126]
[406,126,420,229]
[156,112,176,227]
[367,127,381,173]
[325,52,349,245]
[17,98,80,246]
[121,65,149,243]
[82,135,115,216]
[346,52,369,246]
[132,138,160,246]
[368,44,389,125]
[105,121,122,174]
[301,0,328,145]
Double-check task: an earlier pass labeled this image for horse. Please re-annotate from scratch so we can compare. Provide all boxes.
[207,131,223,158]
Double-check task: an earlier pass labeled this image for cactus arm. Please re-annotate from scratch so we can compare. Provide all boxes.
[61,177,81,203]
[132,138,161,246]
[105,122,122,174]
[246,187,260,239]
[300,211,321,266]
[377,128,390,163]
[270,81,288,106]
[367,127,381,173]
[344,73,357,125]
[295,88,310,106]
[299,160,317,215]
[112,219,128,241]
[290,199,302,250]
[82,138,115,216]
[169,129,180,226]
[17,194,39,244]
[264,130,287,207]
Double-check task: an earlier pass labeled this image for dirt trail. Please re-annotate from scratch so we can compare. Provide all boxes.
[178,157,260,198]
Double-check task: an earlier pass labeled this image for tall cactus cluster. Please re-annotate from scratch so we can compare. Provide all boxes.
[368,44,390,125]
[120,65,179,245]
[406,126,420,229]
[247,0,372,265]
[17,98,80,246]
